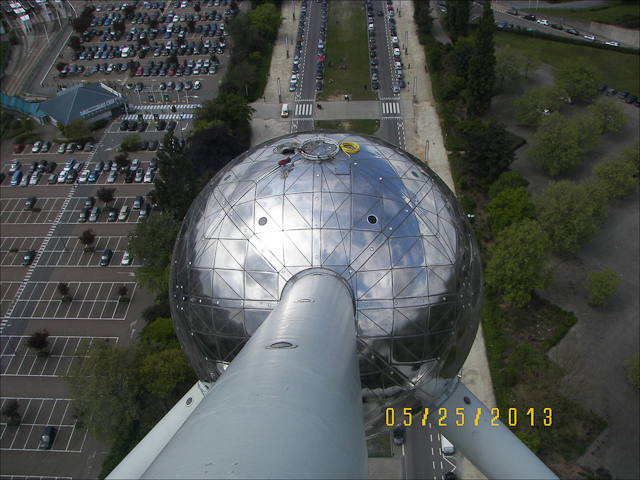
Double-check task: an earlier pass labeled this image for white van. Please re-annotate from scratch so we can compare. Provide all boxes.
[440,434,455,455]
[281,104,289,118]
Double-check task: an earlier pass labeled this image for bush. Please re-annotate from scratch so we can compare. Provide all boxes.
[488,170,529,199]
[91,118,109,131]
[585,269,621,307]
[142,299,172,324]
[460,195,477,214]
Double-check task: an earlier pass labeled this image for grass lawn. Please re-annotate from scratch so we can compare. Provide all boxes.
[317,1,377,102]
[315,119,379,135]
[494,32,640,94]
[535,0,639,25]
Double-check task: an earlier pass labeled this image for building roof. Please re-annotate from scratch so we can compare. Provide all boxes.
[39,83,127,125]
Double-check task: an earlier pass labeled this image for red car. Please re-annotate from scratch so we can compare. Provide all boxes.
[13,144,25,154]
[168,67,175,76]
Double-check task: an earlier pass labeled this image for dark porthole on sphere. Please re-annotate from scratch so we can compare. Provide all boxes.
[367,215,378,225]
[258,217,267,226]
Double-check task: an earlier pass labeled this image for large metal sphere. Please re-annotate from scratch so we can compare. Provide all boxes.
[170,132,482,435]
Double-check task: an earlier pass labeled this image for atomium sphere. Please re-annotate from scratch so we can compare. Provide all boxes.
[170,132,482,435]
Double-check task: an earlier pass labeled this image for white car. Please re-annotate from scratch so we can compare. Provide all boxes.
[29,172,40,185]
[143,170,154,183]
[605,41,619,47]
[121,251,133,265]
[78,170,90,183]
[107,171,118,183]
[392,85,400,94]
[584,35,596,41]
[31,141,42,153]
[58,143,67,154]
[57,171,68,183]
[537,19,549,26]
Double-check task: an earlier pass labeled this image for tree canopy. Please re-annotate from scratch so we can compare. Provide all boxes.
[513,86,564,128]
[485,219,553,307]
[585,269,621,307]
[526,112,583,175]
[495,45,526,90]
[64,340,141,444]
[552,60,600,104]
[488,170,529,199]
[247,2,282,43]
[193,92,256,134]
[461,119,515,182]
[127,213,181,296]
[587,98,628,135]
[486,187,536,234]
[534,180,608,253]
[139,349,194,398]
[443,0,470,43]
[154,130,198,221]
[465,0,495,115]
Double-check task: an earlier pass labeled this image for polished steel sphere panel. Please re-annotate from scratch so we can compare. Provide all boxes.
[170,132,483,434]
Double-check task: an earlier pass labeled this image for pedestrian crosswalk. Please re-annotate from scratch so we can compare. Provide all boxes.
[121,113,194,121]
[294,102,314,117]
[132,104,201,110]
[381,101,401,116]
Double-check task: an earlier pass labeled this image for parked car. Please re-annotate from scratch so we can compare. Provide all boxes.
[24,196,37,210]
[108,209,119,222]
[78,206,90,222]
[89,206,101,222]
[118,205,130,221]
[100,248,113,266]
[121,250,133,265]
[38,426,56,449]
[22,249,36,266]
[31,141,43,153]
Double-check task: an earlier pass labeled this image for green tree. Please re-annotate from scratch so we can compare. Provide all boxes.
[623,352,640,390]
[451,36,475,83]
[488,170,529,199]
[443,0,470,43]
[592,156,639,200]
[78,229,96,249]
[485,220,553,307]
[57,282,70,298]
[495,45,525,90]
[413,0,434,36]
[1,399,20,421]
[587,98,628,135]
[140,317,180,350]
[585,269,621,307]
[224,62,258,95]
[193,92,255,133]
[461,119,515,182]
[520,45,541,78]
[121,133,141,152]
[572,112,601,152]
[486,187,536,234]
[128,215,180,296]
[465,0,496,115]
[25,329,50,354]
[60,118,91,141]
[513,86,564,128]
[526,112,583,175]
[139,349,194,398]
[552,60,600,104]
[97,187,116,205]
[248,2,282,42]
[63,340,141,443]
[534,180,608,253]
[154,131,197,220]
[619,139,640,177]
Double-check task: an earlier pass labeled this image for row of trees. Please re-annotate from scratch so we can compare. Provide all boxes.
[484,140,638,306]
